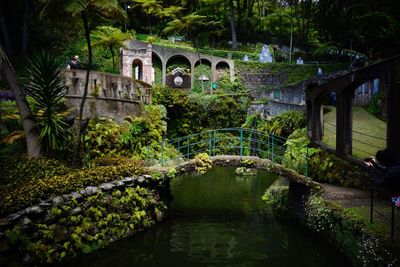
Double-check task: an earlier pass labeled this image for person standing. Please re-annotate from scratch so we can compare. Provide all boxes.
[68,55,80,69]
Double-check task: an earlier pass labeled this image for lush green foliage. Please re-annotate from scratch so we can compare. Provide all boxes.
[0,101,26,157]
[4,186,166,264]
[22,51,72,155]
[84,105,175,161]
[283,128,318,175]
[283,128,369,188]
[0,161,145,214]
[91,26,134,70]
[152,85,249,138]
[244,111,306,139]
[194,153,212,174]
[88,156,143,167]
[193,63,211,93]
[236,62,347,87]
[306,194,396,267]
[262,178,289,216]
[366,92,384,119]
[0,156,71,188]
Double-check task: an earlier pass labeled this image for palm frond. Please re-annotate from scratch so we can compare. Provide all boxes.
[1,131,25,144]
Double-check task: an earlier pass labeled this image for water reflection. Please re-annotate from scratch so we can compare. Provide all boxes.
[59,167,352,267]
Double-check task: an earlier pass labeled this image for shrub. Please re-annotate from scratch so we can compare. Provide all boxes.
[305,194,396,266]
[262,178,289,216]
[194,153,212,174]
[281,128,369,188]
[0,156,71,188]
[366,92,384,119]
[88,156,144,167]
[263,110,306,138]
[0,162,145,215]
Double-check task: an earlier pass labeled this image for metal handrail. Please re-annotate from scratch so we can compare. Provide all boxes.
[149,128,310,176]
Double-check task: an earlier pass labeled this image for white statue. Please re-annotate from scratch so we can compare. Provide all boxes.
[259,44,272,63]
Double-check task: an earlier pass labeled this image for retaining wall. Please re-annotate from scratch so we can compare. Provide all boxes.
[0,174,170,265]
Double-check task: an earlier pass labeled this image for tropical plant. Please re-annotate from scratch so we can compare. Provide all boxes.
[22,51,72,156]
[91,26,133,69]
[0,45,42,157]
[40,0,125,164]
[162,12,208,46]
[132,0,163,35]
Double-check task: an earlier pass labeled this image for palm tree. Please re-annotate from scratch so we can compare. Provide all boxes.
[40,0,124,165]
[0,45,42,157]
[91,26,133,70]
[162,12,208,45]
[132,0,162,35]
[23,51,72,157]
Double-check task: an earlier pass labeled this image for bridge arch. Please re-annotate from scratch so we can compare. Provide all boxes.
[193,58,212,92]
[122,40,236,89]
[307,56,400,159]
[152,52,163,85]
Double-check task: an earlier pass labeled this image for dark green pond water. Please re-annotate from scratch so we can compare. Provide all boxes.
[61,167,352,267]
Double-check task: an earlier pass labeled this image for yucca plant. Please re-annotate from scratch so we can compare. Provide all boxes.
[23,51,72,156]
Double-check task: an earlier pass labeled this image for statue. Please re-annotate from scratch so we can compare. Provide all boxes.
[243,54,249,62]
[259,44,272,63]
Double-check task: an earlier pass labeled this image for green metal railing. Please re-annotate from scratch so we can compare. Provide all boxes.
[148,128,310,176]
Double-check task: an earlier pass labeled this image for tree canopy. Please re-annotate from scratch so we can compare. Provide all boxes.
[1,0,399,60]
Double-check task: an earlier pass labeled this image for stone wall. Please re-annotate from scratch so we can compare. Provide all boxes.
[0,174,169,265]
[65,69,151,121]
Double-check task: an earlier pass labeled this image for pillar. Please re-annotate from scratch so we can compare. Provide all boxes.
[121,49,132,78]
[190,62,195,90]
[211,61,217,83]
[229,62,234,81]
[386,60,400,153]
[308,98,323,142]
[336,88,354,156]
[142,44,153,84]
[162,60,167,85]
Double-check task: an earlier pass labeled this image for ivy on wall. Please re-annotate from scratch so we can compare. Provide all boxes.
[2,186,167,265]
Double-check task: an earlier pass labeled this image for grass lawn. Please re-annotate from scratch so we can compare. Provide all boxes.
[346,205,400,243]
[322,106,387,159]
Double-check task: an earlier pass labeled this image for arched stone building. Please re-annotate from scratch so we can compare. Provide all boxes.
[120,40,235,89]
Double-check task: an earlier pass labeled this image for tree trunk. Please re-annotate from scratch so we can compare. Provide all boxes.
[229,0,238,50]
[72,11,92,165]
[110,44,115,69]
[0,46,42,157]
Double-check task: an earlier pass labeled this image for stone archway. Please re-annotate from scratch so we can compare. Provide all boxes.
[166,54,192,89]
[123,39,236,89]
[132,59,143,80]
[306,55,400,157]
[120,41,153,84]
[215,61,230,79]
[194,58,212,92]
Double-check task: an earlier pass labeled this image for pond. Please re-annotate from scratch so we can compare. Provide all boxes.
[60,167,352,267]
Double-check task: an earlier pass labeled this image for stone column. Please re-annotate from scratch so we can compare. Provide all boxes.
[142,44,153,84]
[121,49,132,78]
[211,61,216,83]
[190,61,195,90]
[386,60,400,153]
[336,88,354,156]
[162,60,167,85]
[229,62,235,81]
[308,98,323,142]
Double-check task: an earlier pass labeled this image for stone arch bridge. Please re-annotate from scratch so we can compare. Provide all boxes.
[121,40,235,89]
[306,55,400,161]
